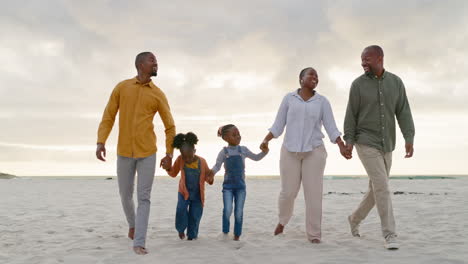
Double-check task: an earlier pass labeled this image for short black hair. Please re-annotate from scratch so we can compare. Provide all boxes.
[299,67,315,79]
[364,45,384,57]
[172,132,199,150]
[217,124,236,139]
[135,52,153,68]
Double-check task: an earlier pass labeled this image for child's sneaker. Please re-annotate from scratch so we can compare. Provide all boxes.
[384,234,399,250]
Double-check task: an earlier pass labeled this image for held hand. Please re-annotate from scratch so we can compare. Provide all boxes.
[339,142,351,159]
[260,140,269,152]
[162,162,171,171]
[405,143,414,158]
[96,143,106,162]
[345,143,354,159]
[206,170,215,184]
[160,155,173,170]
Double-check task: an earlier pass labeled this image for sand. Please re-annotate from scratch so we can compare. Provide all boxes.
[1,177,467,264]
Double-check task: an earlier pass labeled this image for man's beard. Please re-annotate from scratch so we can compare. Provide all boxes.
[151,70,157,77]
[364,66,375,76]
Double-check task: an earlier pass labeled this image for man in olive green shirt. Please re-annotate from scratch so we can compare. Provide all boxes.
[344,45,415,250]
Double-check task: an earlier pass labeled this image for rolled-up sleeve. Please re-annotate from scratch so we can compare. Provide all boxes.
[321,97,342,143]
[344,83,359,145]
[269,95,289,138]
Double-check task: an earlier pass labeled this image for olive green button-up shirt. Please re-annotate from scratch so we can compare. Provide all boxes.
[344,70,415,153]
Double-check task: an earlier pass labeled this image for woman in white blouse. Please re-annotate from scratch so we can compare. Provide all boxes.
[260,67,349,243]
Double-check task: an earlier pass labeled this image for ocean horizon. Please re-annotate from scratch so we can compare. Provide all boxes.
[2,175,467,180]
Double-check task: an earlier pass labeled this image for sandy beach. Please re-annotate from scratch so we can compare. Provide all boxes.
[1,177,467,264]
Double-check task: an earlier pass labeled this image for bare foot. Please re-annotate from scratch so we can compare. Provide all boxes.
[178,232,186,240]
[128,228,135,240]
[133,246,148,255]
[233,235,240,241]
[309,238,321,244]
[274,223,284,235]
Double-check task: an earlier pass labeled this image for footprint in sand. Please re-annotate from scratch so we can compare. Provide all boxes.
[46,230,56,234]
[85,228,94,232]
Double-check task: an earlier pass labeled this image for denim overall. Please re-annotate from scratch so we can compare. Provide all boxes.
[223,146,246,189]
[222,146,247,237]
[175,159,203,239]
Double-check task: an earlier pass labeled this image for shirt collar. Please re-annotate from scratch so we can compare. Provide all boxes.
[133,77,155,88]
[292,89,320,102]
[365,69,387,80]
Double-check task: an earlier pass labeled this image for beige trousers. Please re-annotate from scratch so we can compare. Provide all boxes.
[278,145,327,240]
[349,144,396,238]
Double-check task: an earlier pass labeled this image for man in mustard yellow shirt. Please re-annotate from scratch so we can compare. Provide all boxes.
[96,51,176,255]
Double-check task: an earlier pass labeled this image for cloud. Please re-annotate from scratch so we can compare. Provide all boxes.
[1,0,467,175]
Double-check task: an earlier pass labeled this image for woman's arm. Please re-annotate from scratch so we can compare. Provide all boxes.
[321,98,351,159]
[260,94,289,150]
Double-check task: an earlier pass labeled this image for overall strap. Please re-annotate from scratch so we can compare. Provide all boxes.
[237,145,243,156]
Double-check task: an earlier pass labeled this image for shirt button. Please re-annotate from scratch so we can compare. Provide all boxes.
[381,103,384,106]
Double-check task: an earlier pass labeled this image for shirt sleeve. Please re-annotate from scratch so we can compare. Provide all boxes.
[395,79,415,144]
[242,146,268,161]
[343,82,360,145]
[211,149,225,175]
[157,91,176,155]
[321,97,342,144]
[269,94,289,138]
[97,84,120,144]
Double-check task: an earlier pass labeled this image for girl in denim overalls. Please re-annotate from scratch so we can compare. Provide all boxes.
[165,132,214,240]
[211,124,269,240]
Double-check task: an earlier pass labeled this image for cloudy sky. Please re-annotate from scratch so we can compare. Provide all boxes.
[1,0,467,176]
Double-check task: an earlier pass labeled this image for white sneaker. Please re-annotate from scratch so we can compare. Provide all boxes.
[385,235,399,250]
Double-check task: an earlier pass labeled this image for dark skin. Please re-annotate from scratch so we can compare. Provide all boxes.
[170,145,213,240]
[260,68,350,159]
[95,52,167,255]
[96,53,173,167]
[261,68,350,238]
[345,47,414,159]
[165,145,214,184]
[214,126,267,241]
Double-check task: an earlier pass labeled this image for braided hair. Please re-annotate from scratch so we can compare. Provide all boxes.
[217,124,236,139]
[172,132,199,150]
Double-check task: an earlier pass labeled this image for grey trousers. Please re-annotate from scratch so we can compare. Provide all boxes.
[350,144,396,238]
[117,154,156,248]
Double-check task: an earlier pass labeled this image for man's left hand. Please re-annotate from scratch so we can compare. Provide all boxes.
[405,143,414,158]
[160,154,173,169]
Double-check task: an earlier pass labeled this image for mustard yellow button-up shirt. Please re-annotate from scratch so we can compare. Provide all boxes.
[97,77,176,158]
